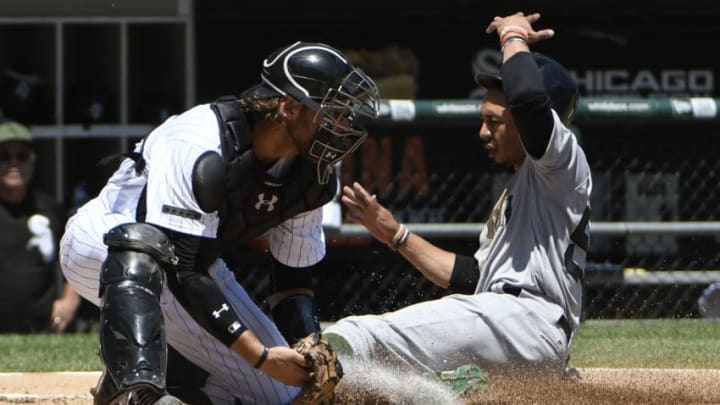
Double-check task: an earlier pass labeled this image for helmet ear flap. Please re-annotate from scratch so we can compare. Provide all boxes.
[532,52,579,126]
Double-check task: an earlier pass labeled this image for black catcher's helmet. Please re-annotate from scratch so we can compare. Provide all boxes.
[246,41,380,184]
[474,52,579,125]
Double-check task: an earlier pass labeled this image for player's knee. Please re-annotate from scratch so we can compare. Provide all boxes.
[268,258,321,343]
[272,294,320,344]
[322,332,354,356]
[103,222,177,266]
[100,222,178,296]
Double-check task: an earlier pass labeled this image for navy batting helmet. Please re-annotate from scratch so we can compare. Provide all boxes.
[474,52,579,125]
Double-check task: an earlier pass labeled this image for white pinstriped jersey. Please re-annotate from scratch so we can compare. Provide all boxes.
[99,105,221,237]
[96,103,326,267]
[474,110,592,330]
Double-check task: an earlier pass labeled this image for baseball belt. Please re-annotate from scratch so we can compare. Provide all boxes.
[501,284,573,341]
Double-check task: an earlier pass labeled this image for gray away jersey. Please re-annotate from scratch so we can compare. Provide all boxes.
[474,110,592,330]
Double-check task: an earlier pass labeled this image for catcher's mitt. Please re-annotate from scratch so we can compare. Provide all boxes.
[292,332,344,405]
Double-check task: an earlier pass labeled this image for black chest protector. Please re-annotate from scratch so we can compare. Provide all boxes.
[210,99,337,250]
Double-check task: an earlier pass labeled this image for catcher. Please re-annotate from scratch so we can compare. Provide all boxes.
[60,41,377,404]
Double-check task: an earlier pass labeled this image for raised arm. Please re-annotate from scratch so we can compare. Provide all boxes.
[485,12,557,159]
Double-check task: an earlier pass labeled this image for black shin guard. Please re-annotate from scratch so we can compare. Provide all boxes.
[271,294,321,345]
[268,258,321,344]
[100,279,167,395]
[97,223,178,403]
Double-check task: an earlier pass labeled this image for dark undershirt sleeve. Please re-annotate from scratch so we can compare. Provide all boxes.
[500,52,555,159]
[448,254,481,294]
[158,226,247,346]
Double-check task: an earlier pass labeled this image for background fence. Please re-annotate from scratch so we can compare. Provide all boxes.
[7,1,720,331]
[231,96,720,322]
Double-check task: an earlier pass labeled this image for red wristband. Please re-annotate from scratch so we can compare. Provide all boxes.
[500,31,528,45]
[499,24,529,39]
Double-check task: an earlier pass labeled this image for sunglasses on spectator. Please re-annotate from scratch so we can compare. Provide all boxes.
[0,150,33,163]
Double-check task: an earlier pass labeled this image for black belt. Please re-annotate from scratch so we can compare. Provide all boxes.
[501,284,573,341]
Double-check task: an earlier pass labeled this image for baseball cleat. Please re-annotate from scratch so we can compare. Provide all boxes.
[422,363,488,397]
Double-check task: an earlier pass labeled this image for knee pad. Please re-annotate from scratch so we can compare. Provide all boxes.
[98,223,177,398]
[102,222,178,283]
[272,294,320,345]
[322,332,354,356]
[269,259,320,343]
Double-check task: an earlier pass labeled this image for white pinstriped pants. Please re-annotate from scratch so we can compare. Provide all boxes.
[59,199,301,405]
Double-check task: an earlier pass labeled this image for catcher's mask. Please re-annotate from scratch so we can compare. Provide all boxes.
[246,41,380,184]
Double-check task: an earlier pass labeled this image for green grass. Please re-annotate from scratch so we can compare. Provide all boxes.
[571,319,720,369]
[0,319,718,371]
[0,333,101,371]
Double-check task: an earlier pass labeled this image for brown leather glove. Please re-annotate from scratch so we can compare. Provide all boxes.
[291,332,343,405]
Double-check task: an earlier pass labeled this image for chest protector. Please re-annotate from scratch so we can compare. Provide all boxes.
[210,99,337,249]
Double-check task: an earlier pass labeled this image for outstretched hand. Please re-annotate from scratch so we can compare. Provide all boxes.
[342,182,401,246]
[485,12,555,44]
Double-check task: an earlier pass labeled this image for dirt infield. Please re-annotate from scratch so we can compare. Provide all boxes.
[0,372,96,404]
[1,368,719,404]
[463,368,720,405]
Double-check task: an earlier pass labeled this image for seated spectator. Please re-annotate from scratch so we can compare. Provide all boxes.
[0,118,80,333]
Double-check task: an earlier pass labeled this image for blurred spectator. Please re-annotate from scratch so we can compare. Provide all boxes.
[0,119,80,333]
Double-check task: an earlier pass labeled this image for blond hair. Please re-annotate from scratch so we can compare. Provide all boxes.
[237,96,283,122]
